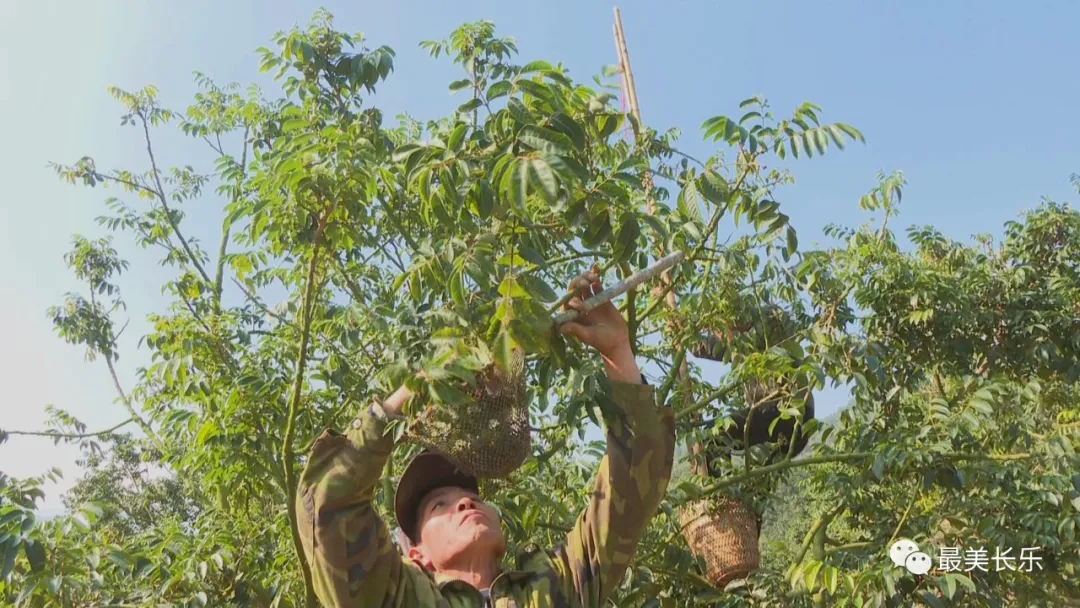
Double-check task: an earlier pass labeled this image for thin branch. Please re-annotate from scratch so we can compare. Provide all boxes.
[675,381,738,421]
[214,125,249,311]
[535,520,572,533]
[138,111,212,284]
[3,418,135,440]
[656,348,686,407]
[795,502,846,565]
[112,318,131,341]
[104,355,162,451]
[87,291,163,451]
[201,136,224,156]
[666,146,708,169]
[282,201,335,607]
[825,541,873,555]
[886,481,921,548]
[649,566,715,591]
[233,278,296,328]
[700,450,1032,496]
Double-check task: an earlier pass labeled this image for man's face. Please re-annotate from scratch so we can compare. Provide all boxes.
[409,485,506,570]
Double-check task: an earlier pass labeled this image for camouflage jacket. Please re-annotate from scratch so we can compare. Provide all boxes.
[296,380,675,607]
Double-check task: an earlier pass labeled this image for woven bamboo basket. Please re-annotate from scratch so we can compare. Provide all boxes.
[406,348,530,479]
[679,495,760,588]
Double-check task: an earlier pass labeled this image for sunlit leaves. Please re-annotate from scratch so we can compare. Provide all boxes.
[518,125,574,156]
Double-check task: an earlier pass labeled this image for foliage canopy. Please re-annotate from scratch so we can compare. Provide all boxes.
[1,10,1078,607]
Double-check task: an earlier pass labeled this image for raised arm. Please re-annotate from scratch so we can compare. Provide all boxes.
[551,272,677,605]
[295,384,429,607]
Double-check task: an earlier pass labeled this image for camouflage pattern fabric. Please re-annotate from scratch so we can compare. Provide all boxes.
[296,380,675,607]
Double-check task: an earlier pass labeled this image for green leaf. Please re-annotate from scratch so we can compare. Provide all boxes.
[281,118,307,133]
[939,573,957,599]
[0,510,22,528]
[614,212,640,263]
[448,78,471,93]
[508,318,549,354]
[516,79,551,101]
[530,158,559,204]
[514,158,530,215]
[918,591,945,608]
[23,539,46,572]
[678,179,703,224]
[46,575,62,594]
[520,60,553,74]
[872,453,885,479]
[449,271,466,308]
[507,98,532,124]
[447,123,468,152]
[699,171,729,205]
[457,98,483,114]
[835,122,866,143]
[823,566,839,594]
[739,111,761,125]
[518,125,573,156]
[1,541,15,581]
[107,549,130,571]
[786,225,799,257]
[498,276,529,299]
[803,561,823,591]
[519,274,558,303]
[549,113,586,150]
[543,153,589,184]
[641,214,669,245]
[813,128,828,155]
[493,329,517,374]
[429,378,470,406]
[486,80,512,100]
[952,573,976,593]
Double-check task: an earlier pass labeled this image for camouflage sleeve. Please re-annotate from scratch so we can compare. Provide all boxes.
[295,404,418,607]
[552,379,676,606]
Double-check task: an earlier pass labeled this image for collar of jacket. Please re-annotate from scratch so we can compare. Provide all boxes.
[430,543,544,595]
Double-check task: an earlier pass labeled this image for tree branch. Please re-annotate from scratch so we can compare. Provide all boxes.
[675,381,738,421]
[3,418,135,440]
[656,348,686,407]
[214,125,249,312]
[700,450,1031,496]
[105,355,163,453]
[138,111,211,284]
[87,291,164,452]
[282,202,335,608]
[886,481,921,548]
[795,502,846,566]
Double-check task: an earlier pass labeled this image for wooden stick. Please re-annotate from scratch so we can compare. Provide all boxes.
[613,8,641,124]
[613,6,701,473]
[552,251,685,328]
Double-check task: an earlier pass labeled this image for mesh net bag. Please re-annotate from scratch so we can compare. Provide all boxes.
[679,495,760,588]
[405,348,531,479]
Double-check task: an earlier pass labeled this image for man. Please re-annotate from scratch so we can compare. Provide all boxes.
[296,270,676,607]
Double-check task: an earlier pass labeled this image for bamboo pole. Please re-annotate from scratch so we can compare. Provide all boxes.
[613,8,641,125]
[553,251,684,327]
[612,7,701,473]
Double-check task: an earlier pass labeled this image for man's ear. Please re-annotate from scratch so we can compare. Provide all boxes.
[407,544,432,571]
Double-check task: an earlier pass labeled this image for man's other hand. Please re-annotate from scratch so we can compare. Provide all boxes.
[558,271,641,384]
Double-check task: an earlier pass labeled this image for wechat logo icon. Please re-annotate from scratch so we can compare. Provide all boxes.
[890,539,933,575]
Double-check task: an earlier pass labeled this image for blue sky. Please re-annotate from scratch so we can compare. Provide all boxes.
[2,0,1078,512]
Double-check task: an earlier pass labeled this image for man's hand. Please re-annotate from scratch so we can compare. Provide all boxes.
[377,382,414,417]
[558,270,642,384]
